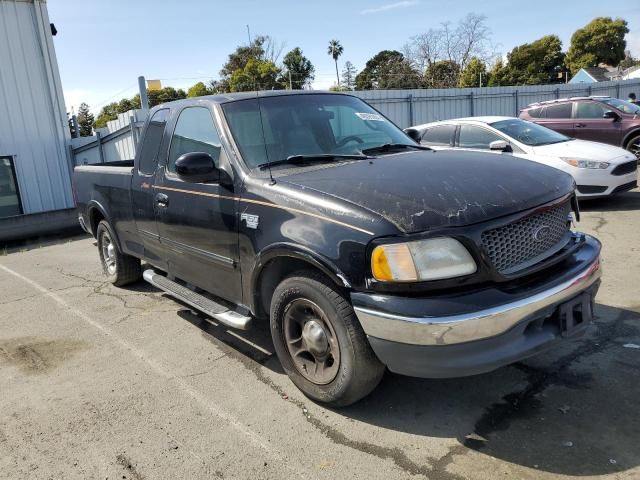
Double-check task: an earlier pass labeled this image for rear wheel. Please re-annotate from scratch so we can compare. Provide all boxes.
[96,220,141,286]
[270,271,385,407]
[626,134,640,159]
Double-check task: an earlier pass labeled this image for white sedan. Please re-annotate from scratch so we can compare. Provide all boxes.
[410,116,638,198]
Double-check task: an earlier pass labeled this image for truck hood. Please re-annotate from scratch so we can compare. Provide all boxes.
[279,150,574,233]
[532,139,634,163]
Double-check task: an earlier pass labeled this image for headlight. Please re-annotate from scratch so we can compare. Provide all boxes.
[371,237,477,282]
[560,157,610,169]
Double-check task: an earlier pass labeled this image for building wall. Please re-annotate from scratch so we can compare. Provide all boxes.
[0,0,73,215]
[569,70,597,84]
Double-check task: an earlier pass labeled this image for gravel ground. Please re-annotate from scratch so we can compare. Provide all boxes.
[0,190,639,480]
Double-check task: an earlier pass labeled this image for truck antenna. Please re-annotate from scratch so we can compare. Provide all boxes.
[255,93,275,184]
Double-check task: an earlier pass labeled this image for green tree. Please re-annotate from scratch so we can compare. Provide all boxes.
[187,82,213,97]
[458,57,487,87]
[355,50,421,90]
[497,35,565,85]
[148,87,187,107]
[228,58,280,92]
[424,60,461,88]
[281,47,315,89]
[619,51,640,71]
[341,61,357,90]
[327,39,344,86]
[487,58,506,86]
[76,102,94,137]
[94,102,119,129]
[219,35,283,91]
[566,17,629,74]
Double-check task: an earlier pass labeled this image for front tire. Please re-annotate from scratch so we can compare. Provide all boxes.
[625,134,640,159]
[270,271,385,407]
[96,220,141,286]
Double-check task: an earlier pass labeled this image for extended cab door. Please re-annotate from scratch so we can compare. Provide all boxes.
[132,108,170,268]
[154,106,242,304]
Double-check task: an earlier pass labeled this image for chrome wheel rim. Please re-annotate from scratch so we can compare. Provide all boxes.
[629,140,640,159]
[101,233,117,275]
[283,298,340,385]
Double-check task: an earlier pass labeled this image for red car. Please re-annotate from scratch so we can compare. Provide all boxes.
[519,96,640,159]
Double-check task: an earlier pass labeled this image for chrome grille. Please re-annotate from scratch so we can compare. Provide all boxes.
[481,201,571,274]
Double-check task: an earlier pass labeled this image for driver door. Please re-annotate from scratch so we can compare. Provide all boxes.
[155,106,242,304]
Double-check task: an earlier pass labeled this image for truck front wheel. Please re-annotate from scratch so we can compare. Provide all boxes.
[270,271,385,407]
[96,220,141,287]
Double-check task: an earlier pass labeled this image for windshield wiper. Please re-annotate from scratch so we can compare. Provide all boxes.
[361,143,432,154]
[259,153,369,170]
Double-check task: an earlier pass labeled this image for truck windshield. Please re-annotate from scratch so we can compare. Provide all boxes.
[221,94,414,168]
[490,118,571,146]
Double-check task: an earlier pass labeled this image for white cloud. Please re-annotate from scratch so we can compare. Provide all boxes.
[360,0,419,15]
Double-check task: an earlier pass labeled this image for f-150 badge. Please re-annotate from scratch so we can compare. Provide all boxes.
[241,213,259,229]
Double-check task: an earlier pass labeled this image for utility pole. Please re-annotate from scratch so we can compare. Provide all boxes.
[138,76,149,111]
[479,72,483,88]
[289,70,293,90]
[246,25,251,45]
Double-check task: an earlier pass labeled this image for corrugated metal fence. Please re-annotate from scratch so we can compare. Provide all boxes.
[71,79,640,165]
[70,110,146,165]
[353,78,640,128]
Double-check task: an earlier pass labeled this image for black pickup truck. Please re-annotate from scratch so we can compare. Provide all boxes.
[74,91,602,406]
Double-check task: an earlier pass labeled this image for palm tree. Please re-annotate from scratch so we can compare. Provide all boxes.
[327,40,344,86]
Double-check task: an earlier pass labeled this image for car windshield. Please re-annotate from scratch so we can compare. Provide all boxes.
[602,98,640,115]
[490,118,571,146]
[221,94,414,168]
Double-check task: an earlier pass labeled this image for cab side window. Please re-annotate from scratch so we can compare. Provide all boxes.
[167,107,221,173]
[458,125,502,149]
[138,108,169,175]
[575,102,607,119]
[420,125,456,146]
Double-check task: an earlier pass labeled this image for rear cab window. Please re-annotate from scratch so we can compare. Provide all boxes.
[138,109,170,175]
[420,124,456,146]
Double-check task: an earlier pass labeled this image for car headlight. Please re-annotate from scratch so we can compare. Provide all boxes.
[560,157,610,169]
[371,237,477,282]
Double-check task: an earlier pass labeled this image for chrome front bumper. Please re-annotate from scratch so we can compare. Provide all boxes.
[354,258,601,346]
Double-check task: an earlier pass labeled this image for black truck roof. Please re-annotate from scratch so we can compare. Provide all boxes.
[155,90,346,109]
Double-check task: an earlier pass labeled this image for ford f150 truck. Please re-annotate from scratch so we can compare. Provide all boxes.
[74,91,601,406]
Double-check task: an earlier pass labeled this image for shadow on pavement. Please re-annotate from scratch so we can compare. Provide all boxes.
[579,190,640,212]
[180,299,640,477]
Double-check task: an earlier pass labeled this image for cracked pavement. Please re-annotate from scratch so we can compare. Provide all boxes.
[0,189,639,479]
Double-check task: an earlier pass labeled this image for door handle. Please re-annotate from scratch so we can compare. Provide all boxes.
[575,123,586,128]
[155,193,169,207]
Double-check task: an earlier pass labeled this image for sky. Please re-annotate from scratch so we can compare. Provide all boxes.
[47,0,640,114]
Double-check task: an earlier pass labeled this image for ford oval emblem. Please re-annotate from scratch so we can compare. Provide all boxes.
[533,225,551,242]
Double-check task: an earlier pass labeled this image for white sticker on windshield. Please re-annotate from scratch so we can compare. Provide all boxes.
[355,112,385,121]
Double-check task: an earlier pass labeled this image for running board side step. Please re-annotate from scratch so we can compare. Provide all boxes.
[143,270,252,330]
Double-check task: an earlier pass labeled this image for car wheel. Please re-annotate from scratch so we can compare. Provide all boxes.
[270,270,385,407]
[96,220,141,286]
[626,134,640,159]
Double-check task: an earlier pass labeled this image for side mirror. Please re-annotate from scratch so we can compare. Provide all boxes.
[403,128,422,143]
[175,152,229,184]
[603,110,620,121]
[489,140,512,152]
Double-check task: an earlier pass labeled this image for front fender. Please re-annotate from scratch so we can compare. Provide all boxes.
[251,243,352,290]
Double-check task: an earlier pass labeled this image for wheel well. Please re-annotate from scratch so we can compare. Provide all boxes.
[623,130,640,148]
[254,257,342,320]
[88,207,105,237]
